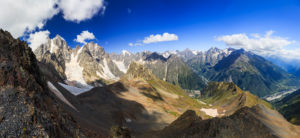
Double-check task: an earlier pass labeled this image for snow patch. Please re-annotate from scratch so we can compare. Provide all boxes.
[200,108,219,117]
[98,58,119,80]
[192,50,198,55]
[162,51,178,58]
[58,82,93,96]
[224,48,233,55]
[47,81,77,111]
[76,46,84,57]
[50,40,59,53]
[65,46,91,87]
[162,53,170,58]
[121,50,131,56]
[112,60,128,73]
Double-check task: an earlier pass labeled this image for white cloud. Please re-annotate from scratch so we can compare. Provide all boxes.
[28,30,50,51]
[74,30,96,44]
[0,0,59,38]
[143,33,178,44]
[58,0,106,23]
[216,30,299,60]
[0,0,106,38]
[129,33,178,46]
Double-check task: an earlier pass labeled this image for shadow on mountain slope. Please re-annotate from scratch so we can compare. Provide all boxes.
[51,80,171,136]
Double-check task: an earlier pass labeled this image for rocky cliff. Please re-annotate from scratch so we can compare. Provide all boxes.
[0,29,86,137]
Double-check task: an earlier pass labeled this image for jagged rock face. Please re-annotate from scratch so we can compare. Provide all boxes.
[39,51,67,82]
[0,29,85,137]
[35,35,71,62]
[75,43,123,84]
[34,35,71,81]
[146,104,300,138]
[85,42,106,59]
[0,30,43,91]
[34,37,123,86]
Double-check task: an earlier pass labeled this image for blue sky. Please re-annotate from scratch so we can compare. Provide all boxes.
[1,0,300,56]
[38,0,300,54]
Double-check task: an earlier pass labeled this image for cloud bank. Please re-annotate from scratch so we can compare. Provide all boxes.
[58,0,106,23]
[143,33,178,44]
[129,32,178,46]
[0,0,59,37]
[216,30,299,60]
[74,30,96,44]
[28,30,50,51]
[0,0,106,38]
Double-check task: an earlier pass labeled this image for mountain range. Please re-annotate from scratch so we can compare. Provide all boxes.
[34,35,300,98]
[1,29,300,137]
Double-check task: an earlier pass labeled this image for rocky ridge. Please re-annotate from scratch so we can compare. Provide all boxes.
[146,104,300,138]
[0,29,87,137]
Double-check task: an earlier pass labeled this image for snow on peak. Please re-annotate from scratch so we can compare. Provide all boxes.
[49,35,67,53]
[162,50,177,58]
[162,53,170,58]
[192,50,198,55]
[65,48,90,87]
[224,48,233,55]
[98,58,119,80]
[53,34,65,40]
[121,50,131,56]
[112,60,128,73]
[50,39,59,53]
[75,46,84,59]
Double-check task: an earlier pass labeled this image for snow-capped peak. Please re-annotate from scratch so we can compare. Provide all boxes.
[121,50,131,56]
[162,53,170,58]
[162,50,178,58]
[192,50,198,55]
[223,48,233,55]
[53,34,65,41]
